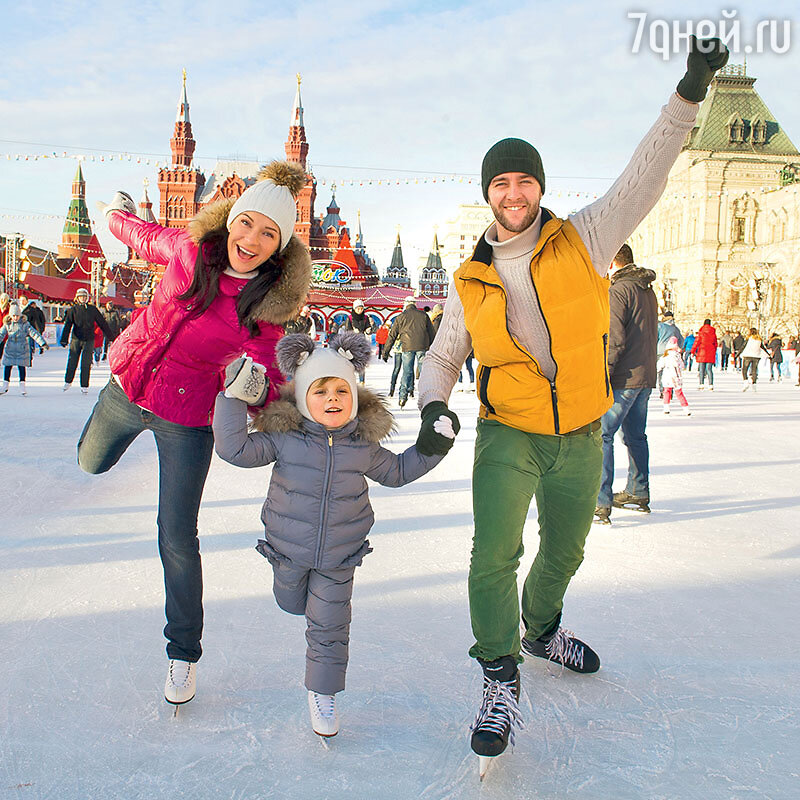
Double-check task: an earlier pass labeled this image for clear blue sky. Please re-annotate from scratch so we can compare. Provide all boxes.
[1,0,797,274]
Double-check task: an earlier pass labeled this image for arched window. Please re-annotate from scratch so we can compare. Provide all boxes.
[728,114,744,143]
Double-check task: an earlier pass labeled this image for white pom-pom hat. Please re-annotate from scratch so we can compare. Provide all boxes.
[226,161,306,252]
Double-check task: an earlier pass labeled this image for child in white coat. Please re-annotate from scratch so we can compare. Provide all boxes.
[656,337,691,416]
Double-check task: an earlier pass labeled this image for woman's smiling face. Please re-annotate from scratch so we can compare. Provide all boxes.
[227,211,281,273]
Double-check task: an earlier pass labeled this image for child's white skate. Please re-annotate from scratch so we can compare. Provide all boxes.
[308,691,339,738]
[164,659,196,715]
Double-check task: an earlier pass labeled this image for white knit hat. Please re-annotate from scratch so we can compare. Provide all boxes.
[226,161,306,252]
[8,303,21,316]
[276,332,372,424]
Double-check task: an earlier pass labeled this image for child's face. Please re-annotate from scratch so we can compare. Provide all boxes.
[306,378,353,428]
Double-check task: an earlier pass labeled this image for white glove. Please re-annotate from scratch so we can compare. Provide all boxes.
[432,415,455,439]
[224,357,269,406]
[95,191,137,219]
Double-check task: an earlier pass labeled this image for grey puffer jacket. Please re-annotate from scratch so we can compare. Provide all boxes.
[213,384,443,570]
[1,319,47,367]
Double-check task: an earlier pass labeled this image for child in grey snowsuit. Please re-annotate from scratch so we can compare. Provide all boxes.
[0,303,49,396]
[212,331,455,737]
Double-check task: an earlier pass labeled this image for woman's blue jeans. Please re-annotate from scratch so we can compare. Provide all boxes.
[77,379,214,662]
[698,362,714,385]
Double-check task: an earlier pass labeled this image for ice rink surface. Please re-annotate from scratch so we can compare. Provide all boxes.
[1,351,798,799]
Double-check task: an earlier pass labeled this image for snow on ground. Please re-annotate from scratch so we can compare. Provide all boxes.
[1,351,798,800]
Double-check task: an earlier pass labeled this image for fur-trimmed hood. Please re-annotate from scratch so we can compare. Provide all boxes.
[252,382,395,443]
[187,197,312,326]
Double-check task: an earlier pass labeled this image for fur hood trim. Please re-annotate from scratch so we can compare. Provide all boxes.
[252,383,396,443]
[186,199,312,326]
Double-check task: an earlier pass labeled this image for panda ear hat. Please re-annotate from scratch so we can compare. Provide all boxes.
[276,331,373,423]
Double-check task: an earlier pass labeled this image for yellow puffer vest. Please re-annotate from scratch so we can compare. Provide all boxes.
[454,210,612,435]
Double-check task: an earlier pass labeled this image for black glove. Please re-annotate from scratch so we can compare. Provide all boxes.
[416,401,460,457]
[676,35,729,103]
[224,356,269,406]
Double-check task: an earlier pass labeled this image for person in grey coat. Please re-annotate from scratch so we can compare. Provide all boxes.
[213,331,455,738]
[0,303,49,395]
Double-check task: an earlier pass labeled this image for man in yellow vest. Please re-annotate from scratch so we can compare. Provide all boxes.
[415,37,728,767]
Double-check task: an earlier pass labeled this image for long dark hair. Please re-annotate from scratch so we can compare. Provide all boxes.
[178,228,284,336]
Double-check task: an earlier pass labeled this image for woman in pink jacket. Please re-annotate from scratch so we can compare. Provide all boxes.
[77,162,312,706]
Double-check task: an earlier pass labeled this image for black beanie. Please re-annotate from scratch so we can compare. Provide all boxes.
[481,138,545,201]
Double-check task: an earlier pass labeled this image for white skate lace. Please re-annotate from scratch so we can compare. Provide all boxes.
[168,660,193,688]
[312,692,336,719]
[469,678,524,746]
[545,628,584,671]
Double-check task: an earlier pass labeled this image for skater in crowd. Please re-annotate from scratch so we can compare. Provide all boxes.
[719,330,733,370]
[387,337,402,397]
[766,332,783,381]
[594,244,658,525]
[212,332,455,737]
[101,301,124,361]
[656,311,683,397]
[0,293,12,359]
[60,288,112,393]
[416,35,728,773]
[382,296,435,407]
[22,298,47,359]
[75,162,313,708]
[740,328,768,391]
[345,299,375,383]
[682,330,696,370]
[92,321,105,364]
[0,303,49,396]
[284,304,314,336]
[375,321,389,359]
[657,337,690,416]
[732,330,746,370]
[457,349,475,390]
[691,318,718,389]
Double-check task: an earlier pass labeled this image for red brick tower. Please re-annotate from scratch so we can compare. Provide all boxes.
[285,74,317,247]
[157,70,205,228]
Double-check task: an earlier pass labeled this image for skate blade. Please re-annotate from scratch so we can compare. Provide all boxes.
[478,755,496,780]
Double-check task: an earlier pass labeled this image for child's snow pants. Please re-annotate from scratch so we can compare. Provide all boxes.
[268,557,357,695]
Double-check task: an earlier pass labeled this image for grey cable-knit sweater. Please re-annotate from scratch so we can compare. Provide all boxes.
[418,93,698,408]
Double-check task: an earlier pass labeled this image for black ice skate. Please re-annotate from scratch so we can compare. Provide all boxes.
[470,656,524,780]
[593,506,611,525]
[612,490,650,513]
[521,626,600,674]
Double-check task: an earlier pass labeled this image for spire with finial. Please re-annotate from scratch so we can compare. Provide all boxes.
[285,73,309,169]
[139,178,156,224]
[176,68,190,123]
[170,70,195,168]
[355,209,364,248]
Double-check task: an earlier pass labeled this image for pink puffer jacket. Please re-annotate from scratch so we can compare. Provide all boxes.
[107,208,312,427]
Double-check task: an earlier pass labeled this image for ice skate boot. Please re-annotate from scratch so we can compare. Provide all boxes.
[308,691,339,738]
[612,490,650,513]
[593,506,611,525]
[0,381,8,395]
[20,381,27,396]
[164,659,196,708]
[470,656,523,779]
[521,625,600,674]
[663,405,670,414]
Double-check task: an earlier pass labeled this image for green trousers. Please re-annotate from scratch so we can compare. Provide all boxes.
[468,418,602,663]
